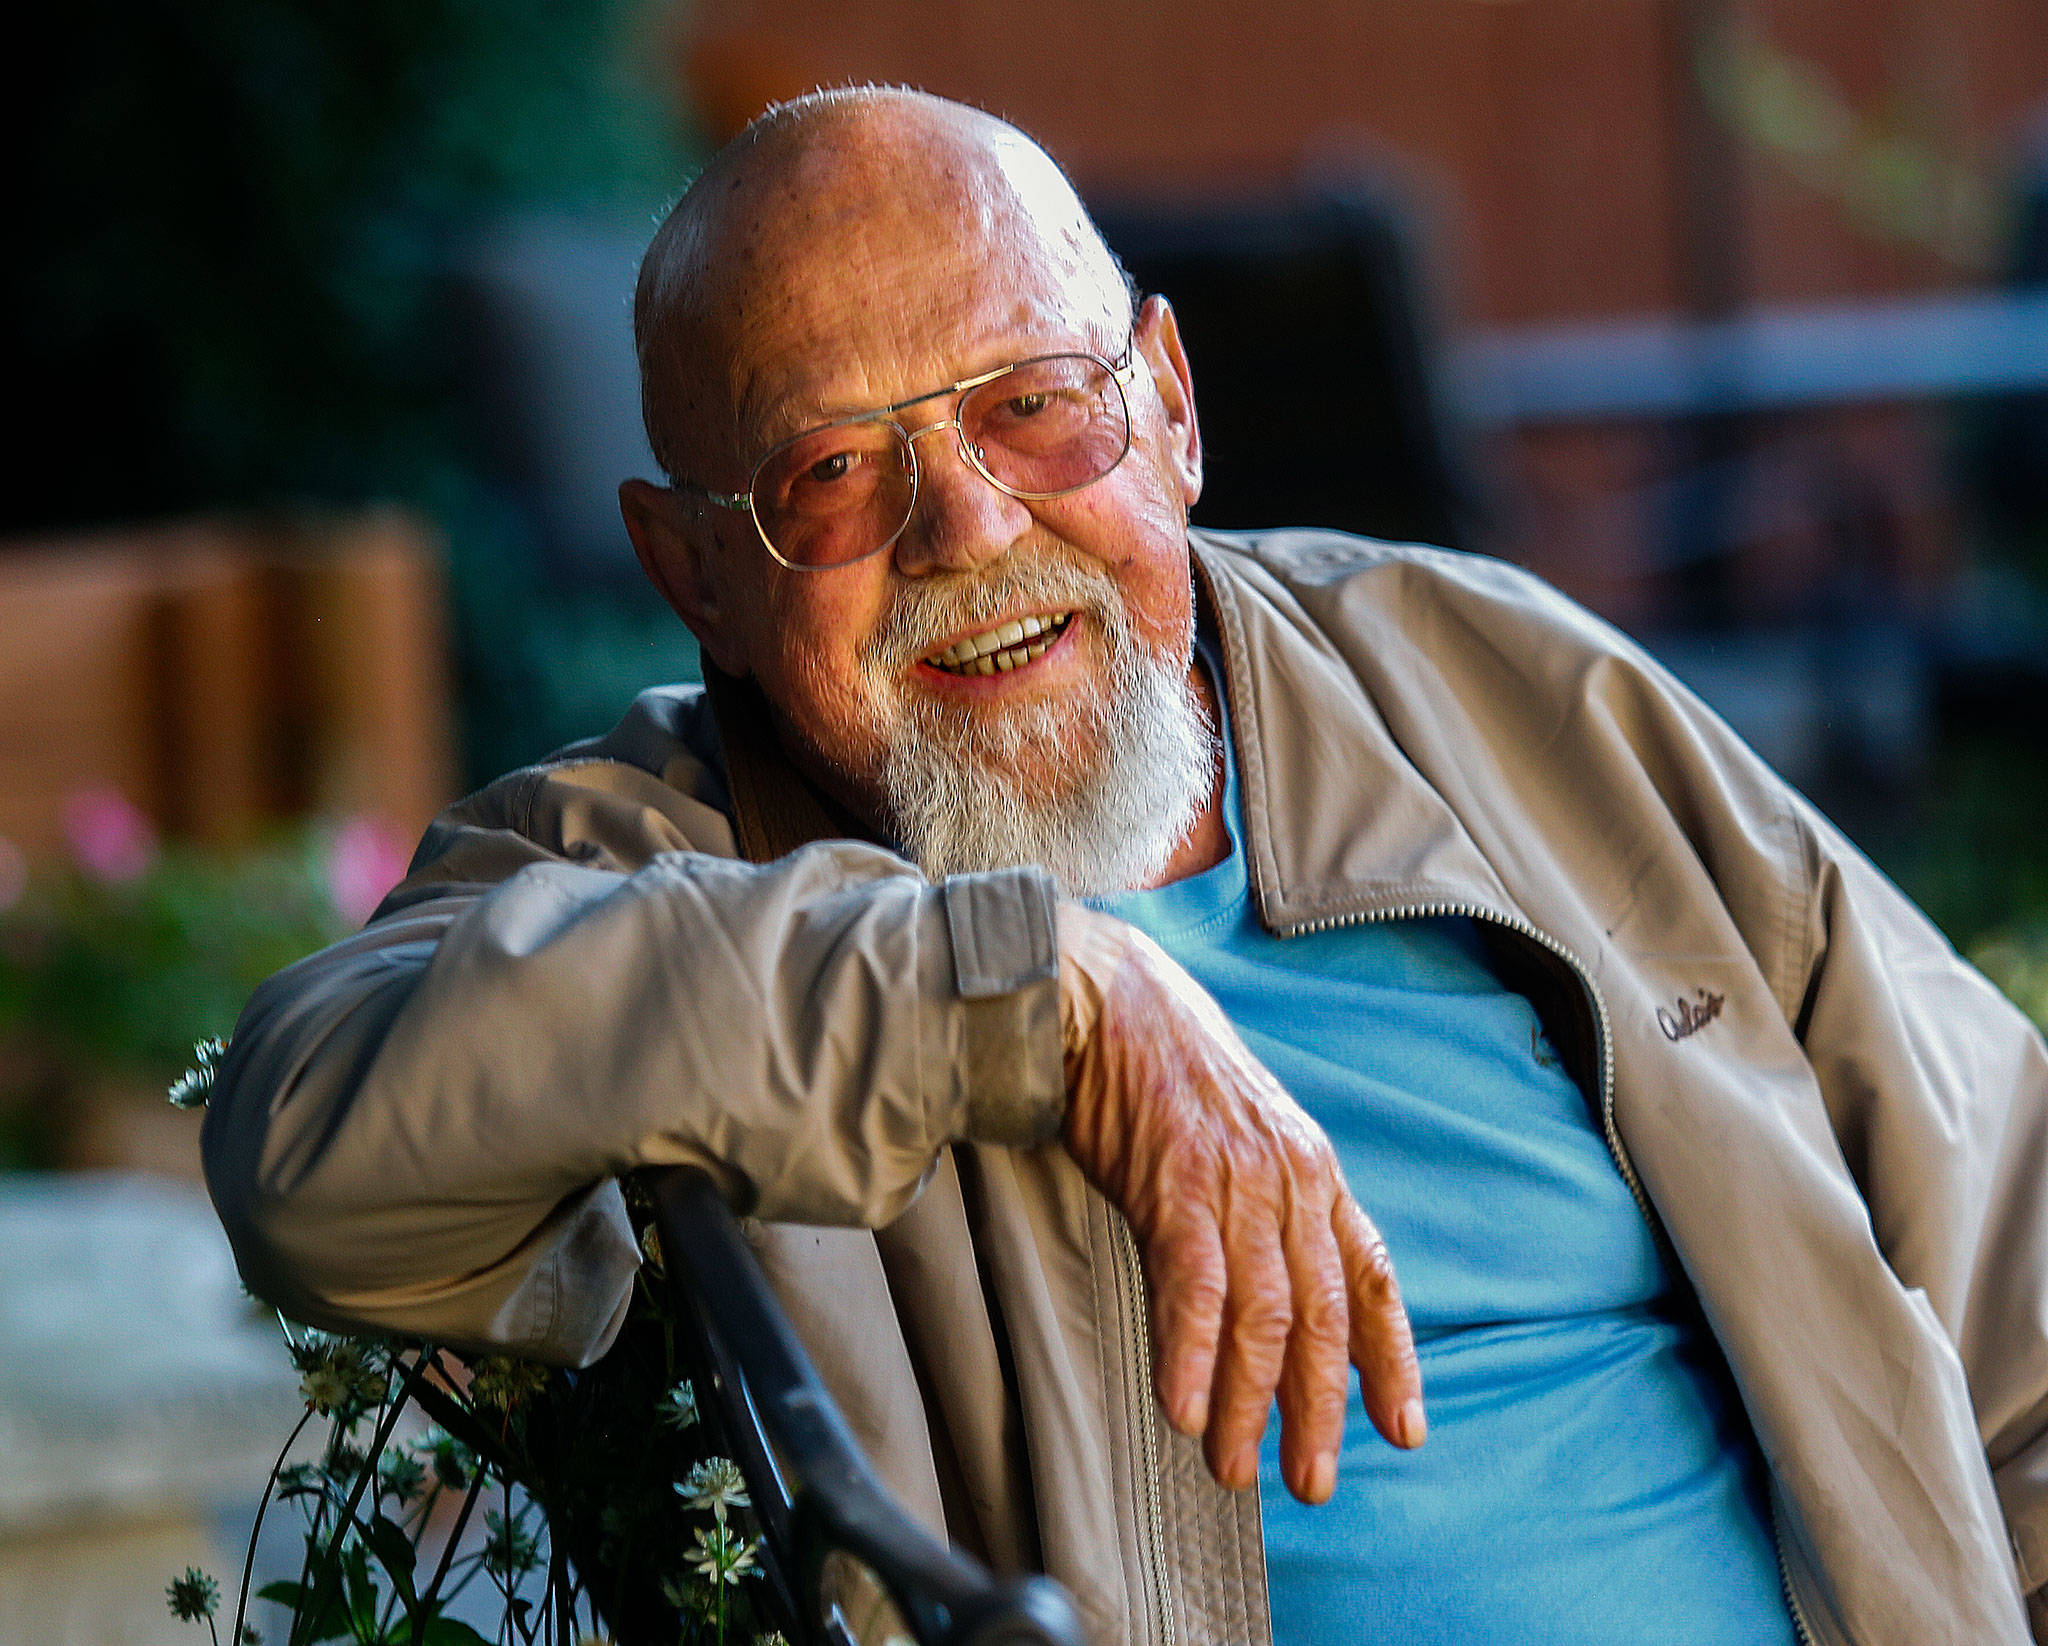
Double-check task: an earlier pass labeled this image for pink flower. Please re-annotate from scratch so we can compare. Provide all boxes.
[325,815,411,925]
[61,786,159,883]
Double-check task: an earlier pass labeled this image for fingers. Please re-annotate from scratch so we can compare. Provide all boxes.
[1204,1176,1356,1502]
[1201,1220,1292,1491]
[1334,1193,1426,1451]
[1153,1165,1359,1503]
[1175,1192,1421,1503]
[1272,1194,1352,1503]
[1055,917,1424,1500]
[1148,1182,1424,1499]
[1147,1213,1227,1437]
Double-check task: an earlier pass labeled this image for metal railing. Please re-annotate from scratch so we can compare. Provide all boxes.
[651,1167,1085,1646]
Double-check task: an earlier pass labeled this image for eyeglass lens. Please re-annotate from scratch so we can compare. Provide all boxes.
[751,355,1131,566]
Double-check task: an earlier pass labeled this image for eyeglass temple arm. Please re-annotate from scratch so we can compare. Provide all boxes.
[651,1164,1087,1646]
[673,481,752,511]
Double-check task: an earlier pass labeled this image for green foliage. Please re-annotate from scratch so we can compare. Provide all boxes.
[1846,725,2048,1038]
[0,827,360,1167]
[0,839,333,1142]
[0,833,347,1080]
[1866,728,2048,963]
[169,1177,786,1646]
[14,0,691,531]
[1970,927,2048,1035]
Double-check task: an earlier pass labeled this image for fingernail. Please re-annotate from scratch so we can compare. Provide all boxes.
[1174,1391,1209,1436]
[1396,1398,1427,1449]
[1307,1451,1336,1502]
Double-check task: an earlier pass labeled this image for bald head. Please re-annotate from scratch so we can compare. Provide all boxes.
[633,88,1133,482]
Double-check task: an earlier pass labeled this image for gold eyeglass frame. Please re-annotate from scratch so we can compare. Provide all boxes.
[678,346,1141,570]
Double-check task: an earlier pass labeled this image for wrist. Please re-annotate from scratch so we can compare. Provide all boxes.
[1055,902,1133,1063]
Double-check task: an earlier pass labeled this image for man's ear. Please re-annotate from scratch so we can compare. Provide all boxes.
[1134,294,1203,507]
[619,479,751,677]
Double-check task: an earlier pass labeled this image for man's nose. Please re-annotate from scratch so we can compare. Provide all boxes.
[890,418,1033,577]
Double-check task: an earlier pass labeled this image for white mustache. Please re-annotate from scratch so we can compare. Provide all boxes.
[864,553,1123,671]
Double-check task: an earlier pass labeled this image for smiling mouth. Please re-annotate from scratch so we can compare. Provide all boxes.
[921,611,1075,676]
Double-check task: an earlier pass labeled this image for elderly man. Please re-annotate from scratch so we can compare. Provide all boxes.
[207,89,2048,1645]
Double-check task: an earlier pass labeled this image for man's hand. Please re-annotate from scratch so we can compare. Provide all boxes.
[1055,903,1425,1505]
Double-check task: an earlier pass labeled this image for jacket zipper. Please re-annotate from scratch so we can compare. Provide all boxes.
[1277,900,1652,1231]
[1110,1208,1178,1646]
[1278,898,1817,1646]
[1772,1500,1820,1646]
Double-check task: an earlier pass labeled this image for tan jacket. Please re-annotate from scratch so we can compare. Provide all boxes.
[206,529,2048,1645]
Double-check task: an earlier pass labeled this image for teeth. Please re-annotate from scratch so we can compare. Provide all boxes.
[925,611,1072,674]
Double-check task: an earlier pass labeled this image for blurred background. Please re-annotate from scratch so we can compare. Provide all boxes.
[5,0,2047,1637]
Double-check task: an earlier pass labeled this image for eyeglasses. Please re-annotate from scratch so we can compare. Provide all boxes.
[679,348,1141,570]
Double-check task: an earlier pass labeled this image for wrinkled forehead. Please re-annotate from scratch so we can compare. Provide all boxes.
[691,122,1129,454]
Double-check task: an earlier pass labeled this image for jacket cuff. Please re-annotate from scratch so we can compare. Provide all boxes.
[937,868,1064,1146]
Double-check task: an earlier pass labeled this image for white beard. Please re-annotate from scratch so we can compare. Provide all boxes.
[860,553,1217,896]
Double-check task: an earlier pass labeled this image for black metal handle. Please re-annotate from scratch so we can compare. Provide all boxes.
[651,1166,1085,1646]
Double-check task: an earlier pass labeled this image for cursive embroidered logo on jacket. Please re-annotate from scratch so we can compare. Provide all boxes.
[1658,988,1726,1042]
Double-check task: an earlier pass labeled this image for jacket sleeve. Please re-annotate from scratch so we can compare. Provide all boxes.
[1786,798,2048,1629]
[201,792,1064,1366]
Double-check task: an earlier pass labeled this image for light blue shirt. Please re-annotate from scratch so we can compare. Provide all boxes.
[1089,653,1793,1644]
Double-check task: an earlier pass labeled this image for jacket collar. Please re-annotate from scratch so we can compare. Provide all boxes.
[1190,532,1517,935]
[703,536,1518,934]
[702,663,884,866]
